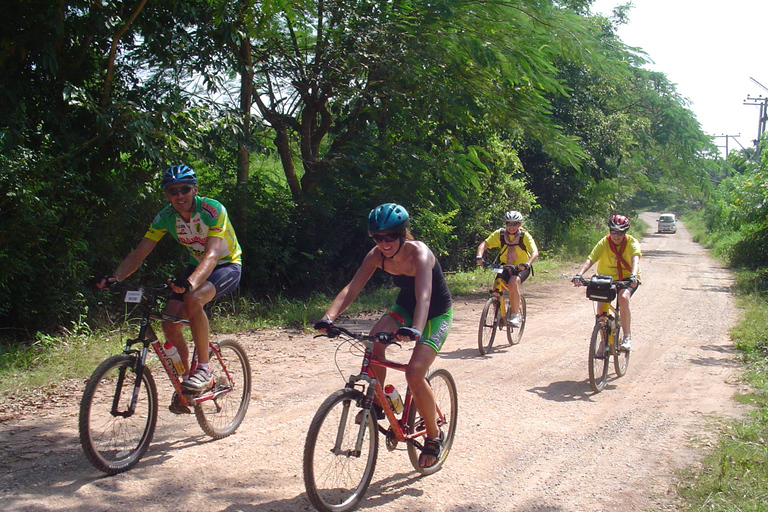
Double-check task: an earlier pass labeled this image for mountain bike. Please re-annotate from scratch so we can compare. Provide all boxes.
[477,262,527,355]
[78,283,251,474]
[576,275,638,393]
[303,325,458,512]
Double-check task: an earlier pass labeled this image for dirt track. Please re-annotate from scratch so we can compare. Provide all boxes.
[0,212,750,512]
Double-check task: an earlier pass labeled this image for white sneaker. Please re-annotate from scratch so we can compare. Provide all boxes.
[620,334,632,351]
[509,313,521,328]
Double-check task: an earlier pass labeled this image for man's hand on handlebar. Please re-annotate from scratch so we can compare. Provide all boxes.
[475,256,485,266]
[96,275,119,290]
[572,274,583,286]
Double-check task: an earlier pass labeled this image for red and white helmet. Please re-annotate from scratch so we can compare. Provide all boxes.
[608,214,630,232]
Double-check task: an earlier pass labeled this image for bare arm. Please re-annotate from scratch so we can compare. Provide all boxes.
[409,243,434,335]
[322,248,380,321]
[573,258,593,286]
[172,236,225,293]
[98,237,157,288]
[475,240,488,264]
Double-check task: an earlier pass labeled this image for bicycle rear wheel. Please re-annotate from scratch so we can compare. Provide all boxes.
[195,339,252,439]
[506,294,527,346]
[407,368,459,476]
[79,354,158,474]
[588,322,610,393]
[478,297,499,355]
[304,388,378,512]
[613,317,630,377]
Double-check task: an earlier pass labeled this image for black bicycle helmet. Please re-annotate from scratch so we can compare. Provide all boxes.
[367,203,410,234]
[161,164,197,189]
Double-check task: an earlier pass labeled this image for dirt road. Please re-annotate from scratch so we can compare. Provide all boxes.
[0,212,749,511]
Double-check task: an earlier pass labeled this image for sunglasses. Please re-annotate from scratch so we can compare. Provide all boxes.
[506,222,521,227]
[372,233,401,244]
[609,229,626,236]
[166,185,194,196]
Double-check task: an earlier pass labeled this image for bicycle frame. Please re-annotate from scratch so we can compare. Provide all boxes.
[348,338,433,445]
[118,287,232,414]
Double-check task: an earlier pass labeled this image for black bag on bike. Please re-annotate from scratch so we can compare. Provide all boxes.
[586,274,615,302]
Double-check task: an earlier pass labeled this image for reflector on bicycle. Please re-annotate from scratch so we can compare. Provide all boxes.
[124,290,142,303]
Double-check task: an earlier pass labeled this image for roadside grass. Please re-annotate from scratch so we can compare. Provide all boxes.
[675,222,768,510]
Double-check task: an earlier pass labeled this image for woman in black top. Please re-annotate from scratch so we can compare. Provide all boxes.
[316,203,453,468]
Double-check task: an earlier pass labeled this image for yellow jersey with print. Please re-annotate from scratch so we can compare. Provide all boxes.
[483,228,538,265]
[588,234,641,280]
[144,196,242,266]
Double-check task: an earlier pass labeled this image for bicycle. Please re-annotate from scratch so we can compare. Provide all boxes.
[78,282,251,474]
[576,275,638,393]
[477,261,527,355]
[303,325,458,512]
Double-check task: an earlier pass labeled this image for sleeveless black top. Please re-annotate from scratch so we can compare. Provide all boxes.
[382,256,453,319]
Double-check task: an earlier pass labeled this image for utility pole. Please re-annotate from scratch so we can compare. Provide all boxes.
[712,134,741,158]
[745,77,768,160]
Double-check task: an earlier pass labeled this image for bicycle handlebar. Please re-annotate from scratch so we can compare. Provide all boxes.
[480,261,524,272]
[574,275,640,289]
[316,325,399,345]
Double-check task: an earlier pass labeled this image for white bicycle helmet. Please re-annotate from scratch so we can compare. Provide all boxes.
[503,210,523,222]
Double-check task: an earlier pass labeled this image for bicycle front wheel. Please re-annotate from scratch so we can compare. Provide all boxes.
[304,388,378,512]
[407,368,459,476]
[588,323,610,393]
[478,297,499,355]
[613,317,630,377]
[194,339,252,439]
[79,354,158,474]
[506,294,527,346]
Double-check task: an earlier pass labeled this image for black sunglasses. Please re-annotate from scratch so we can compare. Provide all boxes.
[166,185,194,196]
[609,229,626,236]
[506,222,521,227]
[372,233,401,244]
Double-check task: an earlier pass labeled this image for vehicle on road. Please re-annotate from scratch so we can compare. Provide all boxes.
[657,213,677,233]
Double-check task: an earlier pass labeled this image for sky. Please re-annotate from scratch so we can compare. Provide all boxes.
[589,0,767,157]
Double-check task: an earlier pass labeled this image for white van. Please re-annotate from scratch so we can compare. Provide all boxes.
[657,213,677,234]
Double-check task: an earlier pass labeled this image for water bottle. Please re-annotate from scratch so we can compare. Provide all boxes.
[384,384,403,414]
[163,341,185,377]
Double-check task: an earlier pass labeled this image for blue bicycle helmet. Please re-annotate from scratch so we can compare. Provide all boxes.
[368,203,410,234]
[161,164,197,189]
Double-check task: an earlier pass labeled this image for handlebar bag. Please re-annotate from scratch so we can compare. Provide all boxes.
[586,274,616,302]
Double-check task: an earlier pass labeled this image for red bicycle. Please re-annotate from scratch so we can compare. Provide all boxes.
[78,283,251,474]
[303,325,458,512]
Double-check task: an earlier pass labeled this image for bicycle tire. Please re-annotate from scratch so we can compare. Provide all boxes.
[406,368,459,476]
[613,315,630,377]
[79,354,158,475]
[303,388,378,512]
[478,297,499,355]
[195,339,251,439]
[588,322,610,393]
[506,294,527,346]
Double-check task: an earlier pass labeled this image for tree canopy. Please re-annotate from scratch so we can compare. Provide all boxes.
[0,0,722,334]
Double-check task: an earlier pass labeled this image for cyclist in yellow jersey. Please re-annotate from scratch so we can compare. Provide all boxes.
[97,165,242,408]
[572,215,641,351]
[475,210,539,328]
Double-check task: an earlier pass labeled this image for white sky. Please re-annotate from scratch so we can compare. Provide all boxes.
[589,0,767,156]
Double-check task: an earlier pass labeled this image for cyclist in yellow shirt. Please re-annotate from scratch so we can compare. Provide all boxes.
[572,215,641,351]
[475,210,539,328]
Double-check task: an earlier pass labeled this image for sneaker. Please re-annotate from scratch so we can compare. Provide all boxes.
[181,367,214,392]
[168,392,192,414]
[509,313,521,328]
[620,334,632,351]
